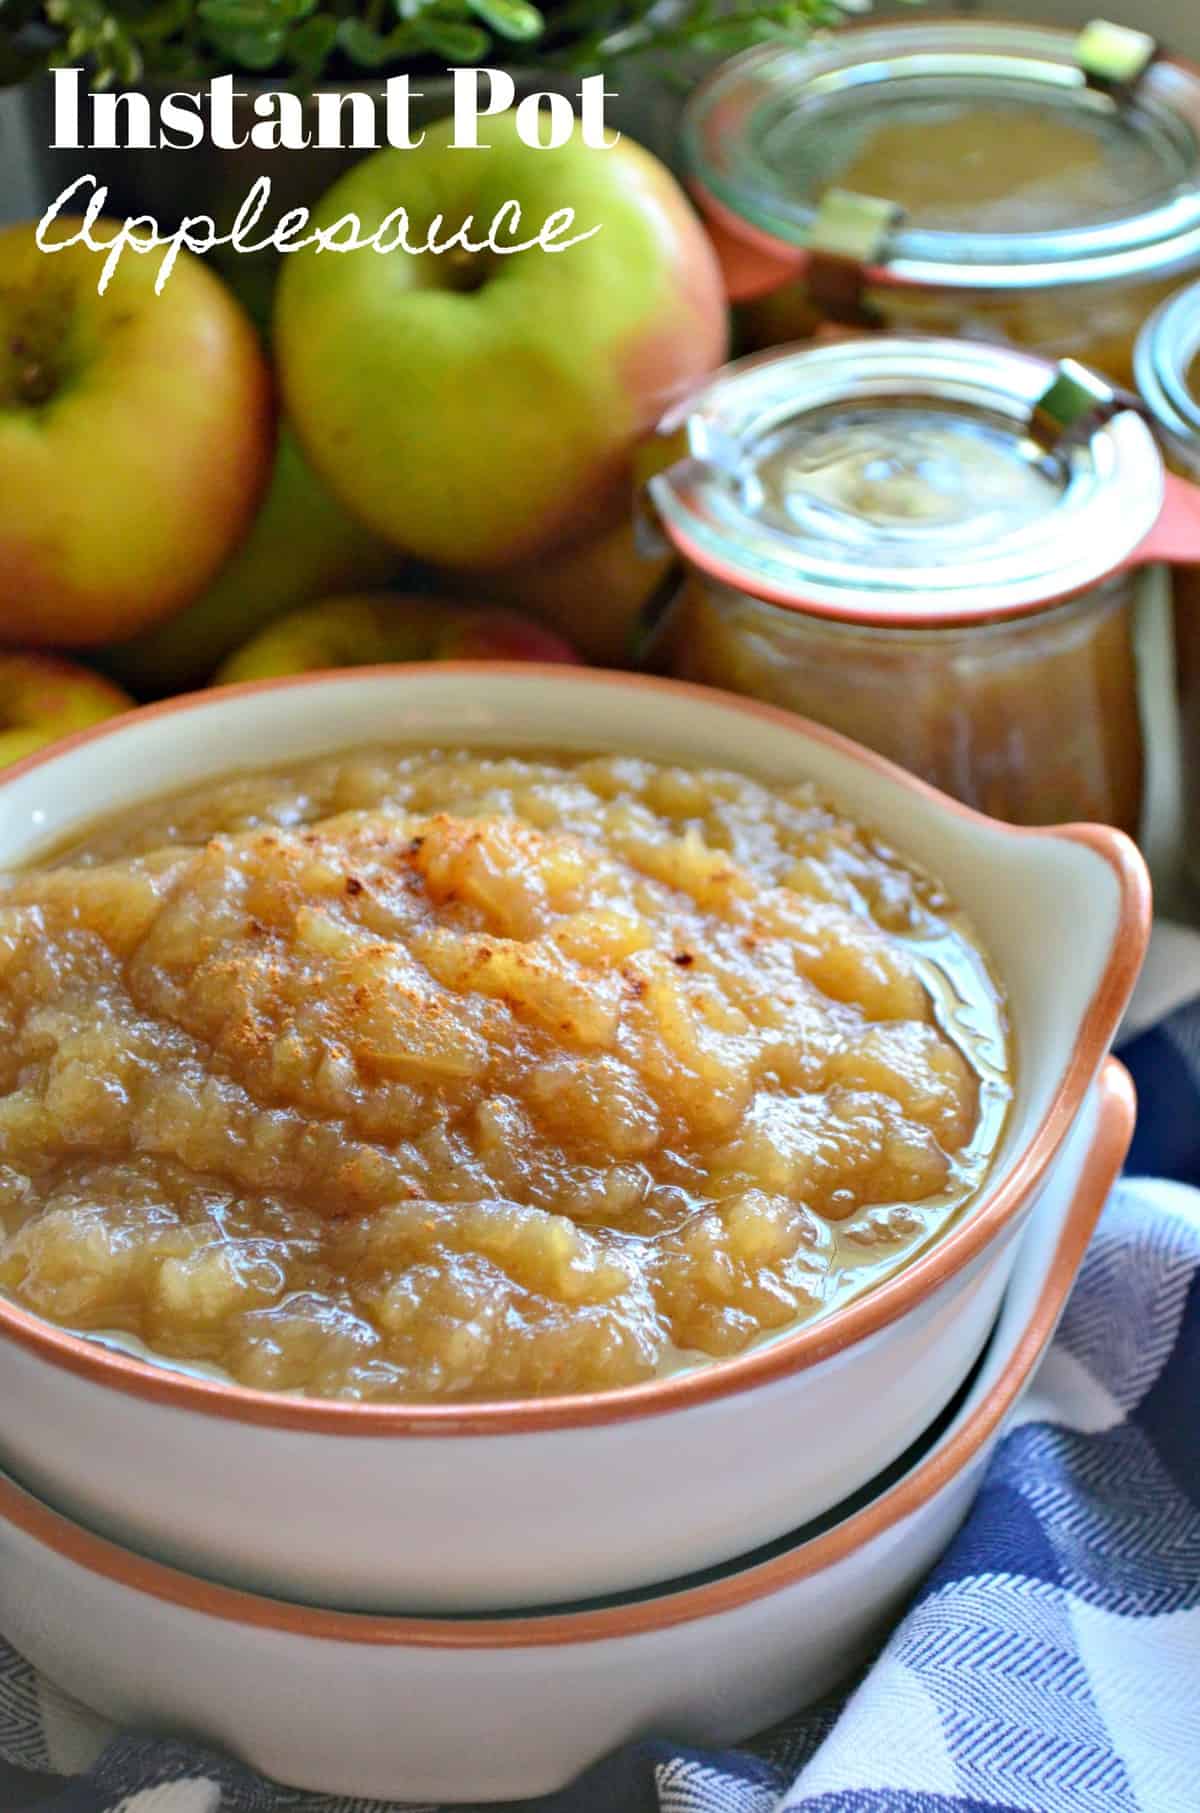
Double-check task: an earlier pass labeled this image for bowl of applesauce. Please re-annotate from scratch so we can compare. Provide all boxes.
[0,667,1149,1611]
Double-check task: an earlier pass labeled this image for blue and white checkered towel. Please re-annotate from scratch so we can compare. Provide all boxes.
[2,934,1199,1813]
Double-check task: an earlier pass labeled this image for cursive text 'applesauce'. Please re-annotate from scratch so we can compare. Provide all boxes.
[0,750,1011,1402]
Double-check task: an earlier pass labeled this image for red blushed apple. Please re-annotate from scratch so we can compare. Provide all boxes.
[213,594,579,685]
[275,113,728,570]
[437,610,579,664]
[470,514,678,668]
[0,652,133,766]
[0,219,273,646]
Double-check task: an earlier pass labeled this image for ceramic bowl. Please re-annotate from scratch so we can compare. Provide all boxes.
[0,667,1150,1611]
[0,1059,1134,1804]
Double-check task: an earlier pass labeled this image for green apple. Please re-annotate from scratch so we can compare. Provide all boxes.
[214,593,578,685]
[274,113,728,570]
[0,219,273,646]
[103,428,401,696]
[0,653,133,767]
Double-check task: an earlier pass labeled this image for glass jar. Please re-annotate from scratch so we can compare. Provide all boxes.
[643,336,1200,833]
[1136,280,1200,887]
[683,20,1200,386]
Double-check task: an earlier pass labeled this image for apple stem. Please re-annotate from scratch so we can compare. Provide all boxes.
[17,361,54,407]
[443,250,490,294]
[5,335,56,408]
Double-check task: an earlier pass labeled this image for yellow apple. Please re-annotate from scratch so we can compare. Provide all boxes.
[214,594,578,685]
[0,219,273,646]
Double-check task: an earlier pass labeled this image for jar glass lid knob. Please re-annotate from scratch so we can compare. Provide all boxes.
[1075,18,1159,98]
[808,191,906,322]
[1030,360,1123,452]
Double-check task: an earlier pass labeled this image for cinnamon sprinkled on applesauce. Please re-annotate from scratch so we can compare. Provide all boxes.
[0,749,1010,1401]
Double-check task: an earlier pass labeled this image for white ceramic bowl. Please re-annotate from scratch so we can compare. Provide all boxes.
[0,668,1149,1611]
[0,1060,1134,1804]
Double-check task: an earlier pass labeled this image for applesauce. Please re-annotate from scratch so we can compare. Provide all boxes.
[646,337,1167,832]
[0,746,1010,1403]
[685,22,1200,384]
[669,579,1145,832]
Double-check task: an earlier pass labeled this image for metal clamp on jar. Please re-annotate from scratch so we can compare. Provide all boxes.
[639,335,1200,835]
[1137,280,1200,886]
[683,19,1200,384]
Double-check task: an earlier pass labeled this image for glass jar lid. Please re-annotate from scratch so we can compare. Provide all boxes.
[1136,277,1200,456]
[683,20,1200,293]
[646,336,1165,626]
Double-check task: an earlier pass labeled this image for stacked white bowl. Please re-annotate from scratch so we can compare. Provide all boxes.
[0,669,1147,1800]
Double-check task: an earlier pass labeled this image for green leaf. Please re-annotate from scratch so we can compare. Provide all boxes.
[113,34,140,76]
[411,15,488,58]
[287,9,336,65]
[203,21,288,64]
[0,0,852,89]
[465,0,543,43]
[684,16,787,51]
[198,0,316,26]
[335,14,399,64]
[130,0,192,40]
[197,0,275,29]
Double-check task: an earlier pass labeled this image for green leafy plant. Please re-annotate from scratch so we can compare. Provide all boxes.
[0,0,868,89]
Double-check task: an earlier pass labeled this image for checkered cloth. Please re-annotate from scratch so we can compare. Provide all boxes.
[3,936,1200,1813]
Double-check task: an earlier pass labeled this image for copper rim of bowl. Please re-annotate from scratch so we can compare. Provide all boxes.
[0,1057,1134,1647]
[0,665,1152,1434]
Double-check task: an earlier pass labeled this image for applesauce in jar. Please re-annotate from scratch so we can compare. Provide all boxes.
[1136,280,1200,892]
[0,746,1011,1403]
[684,21,1200,384]
[646,336,1174,832]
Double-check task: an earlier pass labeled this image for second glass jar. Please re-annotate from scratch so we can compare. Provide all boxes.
[644,335,1196,834]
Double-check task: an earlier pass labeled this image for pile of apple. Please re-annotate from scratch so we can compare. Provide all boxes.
[0,111,728,766]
